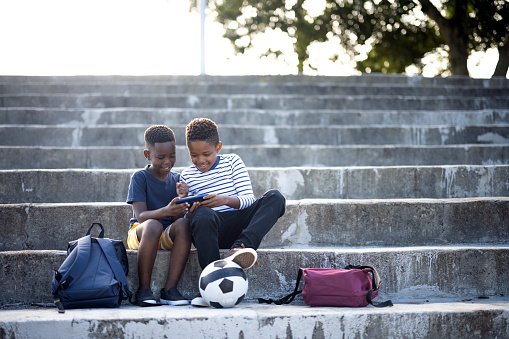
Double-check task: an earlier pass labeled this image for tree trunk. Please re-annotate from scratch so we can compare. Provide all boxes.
[493,35,509,77]
[417,0,469,76]
[443,24,469,76]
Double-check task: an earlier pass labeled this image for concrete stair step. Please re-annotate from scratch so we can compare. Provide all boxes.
[1,246,508,305]
[1,74,508,87]
[1,82,508,97]
[3,108,508,126]
[1,93,507,110]
[1,198,507,251]
[1,165,507,204]
[1,145,507,169]
[2,301,508,338]
[0,74,506,337]
[2,124,508,146]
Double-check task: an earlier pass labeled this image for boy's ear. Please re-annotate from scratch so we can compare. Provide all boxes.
[216,142,222,153]
[143,149,150,160]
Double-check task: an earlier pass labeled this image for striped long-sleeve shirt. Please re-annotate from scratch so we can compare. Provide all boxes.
[180,153,256,212]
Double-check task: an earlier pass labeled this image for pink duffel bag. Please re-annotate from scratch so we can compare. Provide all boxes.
[258,265,393,308]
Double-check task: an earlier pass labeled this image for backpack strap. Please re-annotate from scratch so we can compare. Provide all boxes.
[258,268,303,305]
[53,234,92,313]
[96,238,133,303]
[345,265,393,308]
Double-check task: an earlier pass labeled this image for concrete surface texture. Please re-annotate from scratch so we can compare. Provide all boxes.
[1,302,509,339]
[0,74,508,338]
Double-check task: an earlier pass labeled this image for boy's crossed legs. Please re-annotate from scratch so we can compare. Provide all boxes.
[190,190,285,307]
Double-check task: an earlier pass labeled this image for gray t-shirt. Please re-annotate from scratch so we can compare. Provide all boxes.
[126,165,180,228]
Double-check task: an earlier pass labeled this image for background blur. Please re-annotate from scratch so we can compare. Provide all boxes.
[0,0,502,77]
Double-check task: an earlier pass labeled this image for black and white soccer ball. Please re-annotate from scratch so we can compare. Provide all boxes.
[199,259,248,308]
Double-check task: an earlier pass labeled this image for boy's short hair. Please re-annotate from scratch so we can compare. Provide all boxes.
[144,125,175,148]
[185,118,219,146]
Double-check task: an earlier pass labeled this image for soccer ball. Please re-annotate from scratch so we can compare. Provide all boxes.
[199,259,248,308]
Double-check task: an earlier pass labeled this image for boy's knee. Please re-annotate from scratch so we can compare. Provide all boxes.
[264,189,286,215]
[190,207,215,226]
[140,219,164,240]
[172,218,191,237]
[266,189,285,202]
[193,206,215,218]
[173,217,189,227]
[190,207,218,233]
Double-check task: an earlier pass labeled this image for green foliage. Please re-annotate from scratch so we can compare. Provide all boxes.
[356,24,444,74]
[466,0,509,51]
[210,0,508,76]
[322,0,445,73]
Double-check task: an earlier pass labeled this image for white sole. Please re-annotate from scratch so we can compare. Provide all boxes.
[191,297,210,307]
[225,248,258,270]
[138,300,162,307]
[160,299,190,306]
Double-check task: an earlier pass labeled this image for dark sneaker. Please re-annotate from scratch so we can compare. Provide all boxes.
[224,244,258,270]
[160,288,190,306]
[191,293,210,307]
[135,289,162,307]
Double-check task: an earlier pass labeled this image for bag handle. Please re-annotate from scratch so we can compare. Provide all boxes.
[258,268,303,305]
[86,223,105,238]
[344,265,381,290]
[345,265,393,308]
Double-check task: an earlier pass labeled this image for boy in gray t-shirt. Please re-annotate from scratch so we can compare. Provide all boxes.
[126,125,198,307]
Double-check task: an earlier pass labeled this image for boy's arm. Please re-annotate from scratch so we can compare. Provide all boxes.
[229,155,255,209]
[198,155,253,210]
[132,199,188,224]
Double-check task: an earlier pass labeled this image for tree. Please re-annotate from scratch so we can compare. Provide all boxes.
[418,0,508,76]
[211,0,509,77]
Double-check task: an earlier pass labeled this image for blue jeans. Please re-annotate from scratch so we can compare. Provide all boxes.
[190,189,286,269]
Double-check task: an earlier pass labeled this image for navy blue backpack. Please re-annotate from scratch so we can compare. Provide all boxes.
[52,223,132,313]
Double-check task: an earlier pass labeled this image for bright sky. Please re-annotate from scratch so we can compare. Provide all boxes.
[0,0,502,78]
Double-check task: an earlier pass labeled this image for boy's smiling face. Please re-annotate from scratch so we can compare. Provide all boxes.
[144,141,176,180]
[187,140,222,172]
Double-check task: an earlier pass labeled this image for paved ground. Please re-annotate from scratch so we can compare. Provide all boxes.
[2,299,509,338]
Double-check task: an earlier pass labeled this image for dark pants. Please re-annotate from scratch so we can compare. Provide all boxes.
[190,189,286,269]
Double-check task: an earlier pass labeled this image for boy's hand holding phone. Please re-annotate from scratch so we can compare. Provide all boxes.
[167,197,190,216]
[199,194,238,209]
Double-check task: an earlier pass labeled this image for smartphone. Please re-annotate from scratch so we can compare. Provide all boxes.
[176,194,208,205]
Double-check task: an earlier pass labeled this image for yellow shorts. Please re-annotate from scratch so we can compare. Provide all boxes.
[127,223,174,250]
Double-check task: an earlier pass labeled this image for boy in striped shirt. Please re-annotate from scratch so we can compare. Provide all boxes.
[179,118,286,307]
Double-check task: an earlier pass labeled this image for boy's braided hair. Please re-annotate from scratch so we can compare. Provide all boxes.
[185,118,219,146]
[144,125,175,148]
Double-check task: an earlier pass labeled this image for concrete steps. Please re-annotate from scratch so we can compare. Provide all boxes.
[1,145,507,169]
[2,124,508,146]
[1,73,508,86]
[0,76,507,97]
[1,165,507,203]
[2,198,508,251]
[1,80,508,96]
[2,246,508,304]
[2,108,508,126]
[2,301,508,339]
[2,93,508,110]
[0,74,508,338]
[0,77,507,111]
